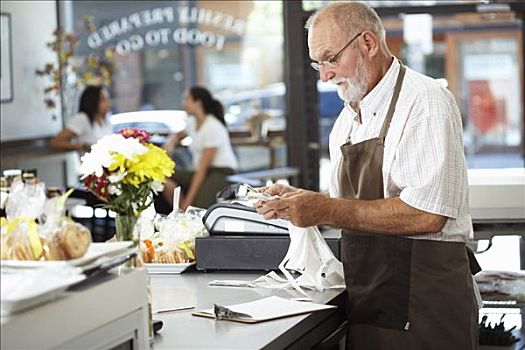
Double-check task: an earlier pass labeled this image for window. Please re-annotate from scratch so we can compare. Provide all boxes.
[451,31,522,167]
[59,0,285,170]
[315,5,524,192]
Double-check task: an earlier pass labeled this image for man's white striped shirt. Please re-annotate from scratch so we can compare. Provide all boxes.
[328,58,473,242]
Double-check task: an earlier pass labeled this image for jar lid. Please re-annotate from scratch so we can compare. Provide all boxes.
[3,169,22,177]
[46,187,63,198]
[22,174,37,185]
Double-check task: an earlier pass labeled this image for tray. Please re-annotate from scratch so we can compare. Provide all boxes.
[145,262,195,274]
[0,242,133,269]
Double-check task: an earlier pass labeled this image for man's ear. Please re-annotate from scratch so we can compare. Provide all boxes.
[361,31,379,58]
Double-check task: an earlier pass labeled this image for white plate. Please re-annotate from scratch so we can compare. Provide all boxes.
[0,242,133,269]
[145,262,195,274]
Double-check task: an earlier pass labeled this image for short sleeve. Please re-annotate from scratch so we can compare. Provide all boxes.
[391,90,466,219]
[200,119,225,148]
[65,113,90,137]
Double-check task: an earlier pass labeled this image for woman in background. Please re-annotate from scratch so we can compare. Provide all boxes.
[160,86,238,212]
[50,85,112,152]
[50,86,113,242]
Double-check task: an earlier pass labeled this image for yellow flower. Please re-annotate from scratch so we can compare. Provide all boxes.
[81,130,175,216]
[110,144,174,187]
[108,152,132,173]
[130,145,174,184]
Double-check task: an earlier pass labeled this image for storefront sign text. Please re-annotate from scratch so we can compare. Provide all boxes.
[87,6,245,55]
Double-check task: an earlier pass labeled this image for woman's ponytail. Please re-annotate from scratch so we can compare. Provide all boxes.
[189,86,226,126]
[210,98,226,125]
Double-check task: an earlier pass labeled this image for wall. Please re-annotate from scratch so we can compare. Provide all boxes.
[0,0,62,141]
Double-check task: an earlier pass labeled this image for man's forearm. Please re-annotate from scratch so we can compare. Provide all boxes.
[323,197,446,235]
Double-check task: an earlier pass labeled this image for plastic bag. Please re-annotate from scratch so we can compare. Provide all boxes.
[139,206,208,264]
[1,217,41,260]
[1,180,47,260]
[5,179,46,220]
[253,224,345,296]
[1,184,91,261]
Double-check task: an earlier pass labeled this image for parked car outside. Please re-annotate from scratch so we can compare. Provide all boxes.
[217,82,343,149]
[218,83,286,132]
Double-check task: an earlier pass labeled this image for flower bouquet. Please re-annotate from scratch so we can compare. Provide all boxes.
[80,128,174,245]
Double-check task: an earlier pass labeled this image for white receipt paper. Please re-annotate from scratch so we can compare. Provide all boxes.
[192,296,336,323]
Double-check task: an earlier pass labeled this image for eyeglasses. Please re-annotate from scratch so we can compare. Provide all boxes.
[310,32,363,71]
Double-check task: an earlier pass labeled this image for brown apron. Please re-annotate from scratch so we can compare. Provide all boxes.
[338,63,479,350]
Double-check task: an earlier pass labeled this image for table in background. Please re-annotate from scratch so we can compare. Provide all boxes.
[230,129,286,169]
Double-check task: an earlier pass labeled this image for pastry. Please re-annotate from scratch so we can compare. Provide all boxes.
[12,241,34,260]
[58,223,92,259]
[42,236,66,260]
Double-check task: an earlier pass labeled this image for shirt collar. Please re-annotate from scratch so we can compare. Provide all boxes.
[358,57,400,117]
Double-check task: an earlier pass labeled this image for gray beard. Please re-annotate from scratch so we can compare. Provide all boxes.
[336,54,368,104]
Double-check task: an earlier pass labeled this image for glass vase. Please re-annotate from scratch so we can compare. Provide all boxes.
[115,214,139,244]
[114,213,154,348]
[114,214,139,268]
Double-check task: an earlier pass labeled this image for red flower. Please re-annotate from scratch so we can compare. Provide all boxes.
[118,128,151,143]
[84,173,110,201]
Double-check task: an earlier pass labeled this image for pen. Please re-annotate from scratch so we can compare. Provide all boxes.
[155,306,196,314]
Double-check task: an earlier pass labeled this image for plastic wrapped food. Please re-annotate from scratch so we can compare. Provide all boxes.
[1,218,91,261]
[0,182,92,261]
[140,208,207,264]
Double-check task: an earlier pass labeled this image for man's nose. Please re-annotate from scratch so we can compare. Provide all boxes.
[319,66,335,82]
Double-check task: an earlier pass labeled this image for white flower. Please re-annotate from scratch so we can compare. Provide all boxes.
[79,147,112,178]
[94,134,147,159]
[150,181,164,193]
[108,170,127,183]
[79,134,148,178]
[108,184,122,196]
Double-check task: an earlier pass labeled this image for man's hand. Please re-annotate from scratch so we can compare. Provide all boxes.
[256,187,447,233]
[257,183,299,196]
[255,189,331,227]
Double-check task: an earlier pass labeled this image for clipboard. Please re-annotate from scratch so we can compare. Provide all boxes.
[191,296,337,324]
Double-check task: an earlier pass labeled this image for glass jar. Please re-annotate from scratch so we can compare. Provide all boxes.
[3,169,22,188]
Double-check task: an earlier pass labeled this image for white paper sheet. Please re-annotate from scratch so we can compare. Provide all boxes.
[193,296,336,323]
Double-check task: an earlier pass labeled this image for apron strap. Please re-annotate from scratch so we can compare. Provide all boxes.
[466,246,482,275]
[378,60,406,139]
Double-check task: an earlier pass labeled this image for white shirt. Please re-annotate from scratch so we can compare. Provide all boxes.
[189,115,238,170]
[328,59,473,242]
[66,112,113,146]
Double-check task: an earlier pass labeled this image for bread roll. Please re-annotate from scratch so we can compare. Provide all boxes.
[43,236,66,261]
[58,223,92,259]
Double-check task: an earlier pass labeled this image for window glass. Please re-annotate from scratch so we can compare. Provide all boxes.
[317,7,523,191]
[387,11,523,169]
[456,34,522,167]
[60,0,285,170]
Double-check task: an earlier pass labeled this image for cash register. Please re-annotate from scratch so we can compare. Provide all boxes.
[195,184,341,271]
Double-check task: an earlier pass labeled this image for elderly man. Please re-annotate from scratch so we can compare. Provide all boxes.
[256,2,479,349]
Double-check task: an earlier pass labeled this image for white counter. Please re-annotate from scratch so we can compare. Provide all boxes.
[1,269,150,350]
[151,271,346,349]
